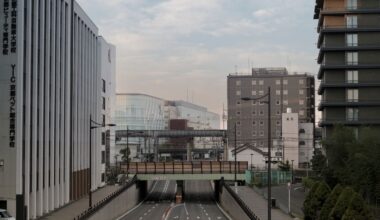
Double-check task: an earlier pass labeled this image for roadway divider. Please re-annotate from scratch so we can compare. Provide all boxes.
[73,176,138,220]
[219,178,260,220]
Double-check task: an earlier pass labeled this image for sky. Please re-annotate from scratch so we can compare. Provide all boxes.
[77,0,319,118]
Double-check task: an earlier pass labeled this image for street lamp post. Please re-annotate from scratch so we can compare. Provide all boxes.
[125,128,144,179]
[89,114,116,208]
[291,159,294,184]
[250,153,254,170]
[242,87,272,220]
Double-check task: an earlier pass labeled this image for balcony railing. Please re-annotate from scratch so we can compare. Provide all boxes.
[318,99,380,110]
[318,80,380,94]
[321,6,380,12]
[318,118,380,126]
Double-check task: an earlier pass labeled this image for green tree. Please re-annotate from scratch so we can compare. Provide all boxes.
[328,187,355,220]
[120,147,130,162]
[342,192,374,220]
[278,160,291,171]
[311,148,327,176]
[319,184,343,220]
[304,181,330,220]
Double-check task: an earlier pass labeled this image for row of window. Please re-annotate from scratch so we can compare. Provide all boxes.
[235,109,305,116]
[236,99,307,107]
[235,79,305,86]
[235,130,282,138]
[236,89,305,96]
[236,120,281,126]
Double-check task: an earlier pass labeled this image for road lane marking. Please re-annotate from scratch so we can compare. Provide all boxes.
[184,202,189,216]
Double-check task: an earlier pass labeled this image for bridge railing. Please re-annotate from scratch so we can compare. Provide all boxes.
[120,161,248,174]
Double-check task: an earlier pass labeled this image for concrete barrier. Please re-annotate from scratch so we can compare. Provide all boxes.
[83,180,153,220]
[219,185,251,220]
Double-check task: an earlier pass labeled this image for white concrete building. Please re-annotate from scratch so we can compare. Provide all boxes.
[0,1,114,219]
[282,109,314,169]
[98,37,116,187]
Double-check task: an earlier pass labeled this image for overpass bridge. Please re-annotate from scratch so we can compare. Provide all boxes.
[120,161,248,181]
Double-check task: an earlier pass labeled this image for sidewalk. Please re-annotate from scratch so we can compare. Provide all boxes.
[40,185,121,220]
[236,186,293,220]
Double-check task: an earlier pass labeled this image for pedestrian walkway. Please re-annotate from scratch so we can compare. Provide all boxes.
[39,185,121,220]
[236,186,293,220]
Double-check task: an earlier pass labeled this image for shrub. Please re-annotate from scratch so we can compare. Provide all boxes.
[342,192,374,220]
[319,184,343,220]
[328,187,355,220]
[304,181,331,220]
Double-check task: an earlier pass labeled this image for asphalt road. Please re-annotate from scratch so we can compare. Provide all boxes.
[120,180,176,220]
[120,180,228,220]
[166,181,228,220]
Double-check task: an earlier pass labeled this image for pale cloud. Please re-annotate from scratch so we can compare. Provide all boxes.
[76,0,319,117]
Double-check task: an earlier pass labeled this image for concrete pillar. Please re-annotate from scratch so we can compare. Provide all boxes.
[176,180,184,200]
[137,180,148,202]
[186,142,192,161]
[214,180,221,202]
[154,137,159,162]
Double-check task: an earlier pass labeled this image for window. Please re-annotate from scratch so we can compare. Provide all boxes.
[236,101,241,105]
[252,131,257,136]
[259,80,264,85]
[283,100,288,105]
[259,101,265,105]
[237,131,241,136]
[347,107,359,121]
[346,34,358,46]
[236,121,241,125]
[299,129,305,134]
[299,100,304,105]
[346,52,358,65]
[347,0,357,10]
[299,141,306,145]
[259,90,264,95]
[347,89,358,102]
[276,110,281,115]
[346,70,358,83]
[276,100,280,105]
[276,90,281,95]
[101,132,106,145]
[101,173,105,182]
[299,89,304,95]
[259,121,264,126]
[276,121,281,126]
[236,80,241,86]
[299,110,305,116]
[236,90,241,96]
[276,130,281,137]
[252,111,256,115]
[102,115,106,125]
[283,79,288,85]
[252,121,256,125]
[299,79,304,85]
[252,90,257,96]
[259,110,264,115]
[252,100,257,105]
[276,80,281,85]
[259,141,264,147]
[346,15,358,28]
[236,111,241,115]
[101,151,106,164]
[102,79,106,93]
[102,97,106,110]
[252,80,257,85]
[260,131,264,136]
[283,90,288,95]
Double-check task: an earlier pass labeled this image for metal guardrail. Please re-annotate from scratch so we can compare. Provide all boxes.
[220,178,260,220]
[73,175,138,220]
[121,161,248,175]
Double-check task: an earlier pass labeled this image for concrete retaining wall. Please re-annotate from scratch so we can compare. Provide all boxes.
[87,181,153,220]
[219,186,251,220]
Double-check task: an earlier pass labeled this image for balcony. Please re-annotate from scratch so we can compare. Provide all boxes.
[318,99,380,110]
[318,80,380,94]
[318,118,380,127]
[317,7,380,27]
[318,63,380,79]
[317,43,380,63]
[317,25,380,47]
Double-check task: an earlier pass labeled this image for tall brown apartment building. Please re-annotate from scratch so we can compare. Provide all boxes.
[227,68,315,152]
[314,0,380,138]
